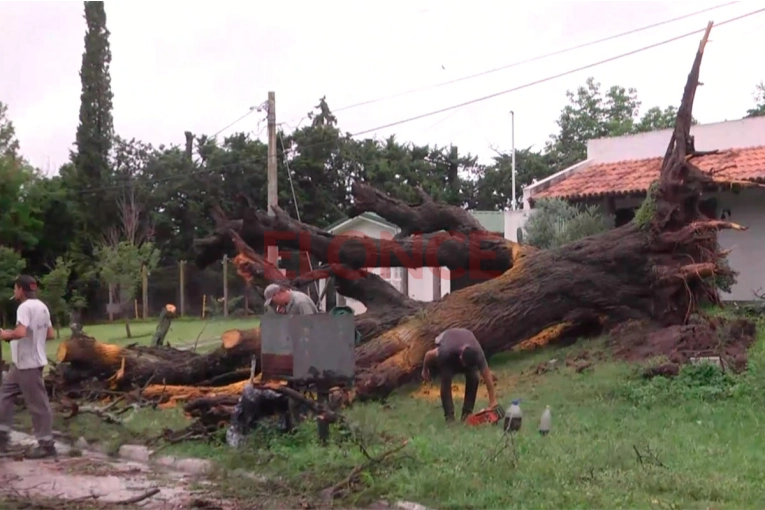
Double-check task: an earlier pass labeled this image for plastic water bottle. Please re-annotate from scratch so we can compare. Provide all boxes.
[504,400,522,432]
[539,406,551,436]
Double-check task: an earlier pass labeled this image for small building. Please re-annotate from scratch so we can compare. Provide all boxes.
[521,115,765,302]
[319,211,504,314]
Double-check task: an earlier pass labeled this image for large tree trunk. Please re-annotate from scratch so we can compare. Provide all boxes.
[51,334,260,393]
[190,24,747,402]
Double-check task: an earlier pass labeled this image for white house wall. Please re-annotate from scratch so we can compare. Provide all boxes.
[610,190,765,301]
[318,219,401,315]
[716,189,765,301]
[587,116,765,164]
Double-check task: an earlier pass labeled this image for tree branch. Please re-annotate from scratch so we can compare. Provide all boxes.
[349,182,486,238]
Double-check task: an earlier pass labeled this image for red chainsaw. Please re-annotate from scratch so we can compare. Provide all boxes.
[465,404,505,426]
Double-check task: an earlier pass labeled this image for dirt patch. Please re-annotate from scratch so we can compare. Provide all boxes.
[609,316,756,372]
[0,455,227,509]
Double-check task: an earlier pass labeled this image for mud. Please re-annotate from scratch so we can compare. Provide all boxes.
[0,432,230,509]
[609,316,756,372]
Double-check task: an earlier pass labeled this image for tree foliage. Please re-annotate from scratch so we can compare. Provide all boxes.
[0,246,26,327]
[523,198,611,250]
[544,77,699,172]
[40,257,73,336]
[69,0,116,261]
[746,82,765,118]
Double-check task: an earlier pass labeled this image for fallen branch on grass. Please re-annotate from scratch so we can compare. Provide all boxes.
[633,444,667,469]
[322,440,409,500]
[114,487,161,505]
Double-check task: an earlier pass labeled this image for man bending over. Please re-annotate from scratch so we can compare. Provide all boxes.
[421,328,498,422]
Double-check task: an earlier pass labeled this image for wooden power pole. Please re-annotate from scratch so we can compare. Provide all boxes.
[267,91,279,267]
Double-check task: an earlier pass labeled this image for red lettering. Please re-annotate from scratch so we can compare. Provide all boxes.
[297,233,313,275]
[467,232,501,279]
[326,230,376,281]
[383,229,422,280]
[263,231,299,260]
[425,231,468,280]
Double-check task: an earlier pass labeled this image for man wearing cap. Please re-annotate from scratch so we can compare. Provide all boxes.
[421,327,498,423]
[0,275,56,458]
[263,283,318,315]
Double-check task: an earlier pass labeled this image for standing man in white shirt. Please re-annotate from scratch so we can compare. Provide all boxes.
[0,275,56,458]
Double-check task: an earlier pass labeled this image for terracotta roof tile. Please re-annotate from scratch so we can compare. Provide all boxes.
[535,145,765,200]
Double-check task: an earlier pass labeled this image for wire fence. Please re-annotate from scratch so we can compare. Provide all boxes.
[88,252,323,323]
[88,257,256,322]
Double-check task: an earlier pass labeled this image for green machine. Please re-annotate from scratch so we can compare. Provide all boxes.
[329,306,361,346]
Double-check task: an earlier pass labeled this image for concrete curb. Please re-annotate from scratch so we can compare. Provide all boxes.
[13,430,435,509]
[116,444,215,475]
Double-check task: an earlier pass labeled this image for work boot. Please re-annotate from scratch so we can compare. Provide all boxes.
[0,431,10,453]
[25,439,56,459]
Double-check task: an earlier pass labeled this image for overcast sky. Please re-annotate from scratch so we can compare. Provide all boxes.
[1,1,764,174]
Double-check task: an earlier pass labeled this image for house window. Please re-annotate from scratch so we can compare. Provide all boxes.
[380,267,391,280]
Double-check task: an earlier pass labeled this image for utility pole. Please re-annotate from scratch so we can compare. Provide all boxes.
[510,110,517,210]
[267,91,279,267]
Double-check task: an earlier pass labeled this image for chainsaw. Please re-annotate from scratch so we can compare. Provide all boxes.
[465,404,505,426]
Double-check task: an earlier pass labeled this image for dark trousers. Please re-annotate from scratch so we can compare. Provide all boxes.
[0,366,53,441]
[439,368,480,422]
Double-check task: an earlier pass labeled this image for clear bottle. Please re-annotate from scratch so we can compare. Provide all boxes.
[539,405,551,436]
[504,399,522,432]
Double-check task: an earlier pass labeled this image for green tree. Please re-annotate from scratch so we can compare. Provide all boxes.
[545,77,697,172]
[93,189,159,337]
[94,241,159,338]
[0,104,44,252]
[0,247,26,327]
[70,0,115,246]
[746,82,765,118]
[471,148,553,210]
[40,258,73,337]
[523,198,611,249]
[0,102,20,158]
[633,106,681,133]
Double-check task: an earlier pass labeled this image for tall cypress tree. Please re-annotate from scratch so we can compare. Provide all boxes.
[73,0,114,238]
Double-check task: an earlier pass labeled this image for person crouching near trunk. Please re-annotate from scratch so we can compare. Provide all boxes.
[421,328,498,422]
[0,276,57,458]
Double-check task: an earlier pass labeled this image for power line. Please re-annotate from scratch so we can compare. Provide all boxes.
[352,8,765,136]
[331,1,741,114]
[211,103,265,138]
[74,9,763,196]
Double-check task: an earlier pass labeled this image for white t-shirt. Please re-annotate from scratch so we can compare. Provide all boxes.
[11,299,51,369]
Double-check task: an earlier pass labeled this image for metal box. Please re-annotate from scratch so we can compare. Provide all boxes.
[260,314,356,385]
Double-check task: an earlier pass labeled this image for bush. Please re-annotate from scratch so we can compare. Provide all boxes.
[619,362,746,407]
[524,197,611,249]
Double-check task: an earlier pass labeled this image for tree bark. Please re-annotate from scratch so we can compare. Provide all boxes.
[151,304,177,347]
[52,334,259,392]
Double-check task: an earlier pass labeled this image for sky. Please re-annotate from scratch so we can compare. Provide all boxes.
[1,1,764,174]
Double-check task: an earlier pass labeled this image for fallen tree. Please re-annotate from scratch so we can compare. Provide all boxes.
[50,24,751,413]
[50,333,261,393]
[192,23,750,402]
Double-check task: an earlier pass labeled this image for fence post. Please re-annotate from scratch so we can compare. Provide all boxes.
[141,265,149,320]
[223,255,229,318]
[108,283,115,322]
[179,260,186,317]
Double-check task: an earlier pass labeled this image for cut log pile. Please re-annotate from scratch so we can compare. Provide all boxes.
[44,23,759,431]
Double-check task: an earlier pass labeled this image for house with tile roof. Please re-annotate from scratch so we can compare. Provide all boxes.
[319,211,505,313]
[521,115,765,301]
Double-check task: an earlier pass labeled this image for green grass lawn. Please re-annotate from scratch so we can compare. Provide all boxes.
[19,312,765,509]
[1,316,261,362]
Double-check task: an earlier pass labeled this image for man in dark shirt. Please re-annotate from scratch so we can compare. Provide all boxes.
[421,328,498,422]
